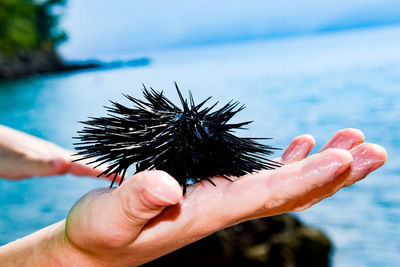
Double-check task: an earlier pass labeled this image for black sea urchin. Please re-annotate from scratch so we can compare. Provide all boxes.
[74,83,281,193]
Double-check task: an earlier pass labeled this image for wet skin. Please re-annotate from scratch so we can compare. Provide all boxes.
[0,128,387,266]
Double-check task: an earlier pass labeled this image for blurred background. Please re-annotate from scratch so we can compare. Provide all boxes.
[1,0,400,266]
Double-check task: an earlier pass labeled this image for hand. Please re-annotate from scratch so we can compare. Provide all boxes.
[58,128,386,266]
[0,125,107,180]
[0,129,387,266]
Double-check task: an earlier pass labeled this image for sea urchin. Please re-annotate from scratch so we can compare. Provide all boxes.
[73,83,281,193]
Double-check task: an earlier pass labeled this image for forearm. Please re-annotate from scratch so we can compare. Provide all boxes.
[0,220,95,266]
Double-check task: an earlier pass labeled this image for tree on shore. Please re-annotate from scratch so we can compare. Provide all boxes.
[0,0,66,57]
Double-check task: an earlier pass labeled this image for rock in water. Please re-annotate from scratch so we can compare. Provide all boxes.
[144,214,332,267]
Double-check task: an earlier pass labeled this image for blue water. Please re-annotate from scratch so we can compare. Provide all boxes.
[1,25,400,266]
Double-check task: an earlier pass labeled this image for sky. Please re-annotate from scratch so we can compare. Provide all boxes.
[58,0,400,61]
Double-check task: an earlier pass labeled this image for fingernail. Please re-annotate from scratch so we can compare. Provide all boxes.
[141,176,180,207]
[282,145,294,160]
[282,139,312,162]
[351,144,387,174]
[140,188,172,209]
[321,129,364,151]
[330,151,352,177]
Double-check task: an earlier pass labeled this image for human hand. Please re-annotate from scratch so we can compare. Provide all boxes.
[0,125,107,180]
[54,128,386,266]
[0,128,386,266]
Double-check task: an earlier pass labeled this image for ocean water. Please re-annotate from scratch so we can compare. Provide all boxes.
[1,25,400,266]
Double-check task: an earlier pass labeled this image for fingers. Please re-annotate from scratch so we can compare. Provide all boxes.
[222,129,383,222]
[279,128,365,165]
[281,134,315,163]
[66,170,182,252]
[50,151,122,182]
[2,155,70,180]
[67,159,119,181]
[221,149,353,222]
[344,143,387,187]
[320,128,364,151]
[291,143,387,212]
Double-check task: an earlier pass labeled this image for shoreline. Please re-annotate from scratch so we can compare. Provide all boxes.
[0,50,151,81]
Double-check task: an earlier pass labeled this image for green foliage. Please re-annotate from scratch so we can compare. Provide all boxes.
[0,0,66,55]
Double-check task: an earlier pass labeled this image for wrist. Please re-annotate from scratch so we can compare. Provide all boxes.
[0,220,99,266]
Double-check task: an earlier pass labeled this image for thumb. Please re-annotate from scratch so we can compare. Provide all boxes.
[66,170,182,251]
[114,170,182,237]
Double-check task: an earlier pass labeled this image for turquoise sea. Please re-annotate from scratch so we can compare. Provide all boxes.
[1,25,399,266]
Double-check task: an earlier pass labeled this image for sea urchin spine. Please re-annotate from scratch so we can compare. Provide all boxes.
[73,83,281,193]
